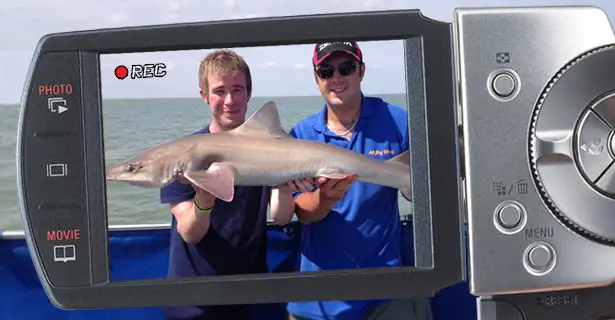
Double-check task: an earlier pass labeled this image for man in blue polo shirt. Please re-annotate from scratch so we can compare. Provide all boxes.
[159,49,309,320]
[274,42,433,320]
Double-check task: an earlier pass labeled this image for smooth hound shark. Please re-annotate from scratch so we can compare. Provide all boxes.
[105,101,412,202]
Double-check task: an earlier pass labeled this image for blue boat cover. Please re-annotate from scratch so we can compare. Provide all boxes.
[0,220,477,320]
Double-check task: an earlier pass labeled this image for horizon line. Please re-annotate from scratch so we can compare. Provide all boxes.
[0,92,407,106]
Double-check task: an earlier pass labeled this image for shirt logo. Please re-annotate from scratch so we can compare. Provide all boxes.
[368,149,395,156]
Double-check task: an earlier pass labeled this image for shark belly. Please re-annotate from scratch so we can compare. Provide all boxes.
[230,160,321,186]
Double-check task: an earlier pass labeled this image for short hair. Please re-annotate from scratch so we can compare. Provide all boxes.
[198,49,252,96]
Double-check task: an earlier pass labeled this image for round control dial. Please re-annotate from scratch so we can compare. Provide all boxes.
[529,44,615,244]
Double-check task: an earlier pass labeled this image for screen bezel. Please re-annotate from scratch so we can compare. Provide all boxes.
[17,9,465,309]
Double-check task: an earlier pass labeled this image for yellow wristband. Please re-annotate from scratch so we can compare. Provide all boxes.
[193,197,214,212]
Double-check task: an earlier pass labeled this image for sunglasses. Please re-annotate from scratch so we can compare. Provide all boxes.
[315,61,361,79]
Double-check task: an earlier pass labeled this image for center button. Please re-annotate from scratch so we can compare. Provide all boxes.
[576,110,614,182]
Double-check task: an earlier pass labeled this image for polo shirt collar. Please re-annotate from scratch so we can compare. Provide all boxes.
[312,93,375,134]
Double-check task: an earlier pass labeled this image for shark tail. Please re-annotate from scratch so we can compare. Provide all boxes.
[386,150,412,201]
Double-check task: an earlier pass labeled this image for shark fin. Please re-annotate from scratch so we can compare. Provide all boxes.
[183,162,236,202]
[386,151,412,201]
[232,101,292,139]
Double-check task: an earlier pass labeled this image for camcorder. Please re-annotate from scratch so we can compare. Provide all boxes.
[16,5,615,319]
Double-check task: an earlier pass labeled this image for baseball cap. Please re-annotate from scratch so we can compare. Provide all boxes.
[312,41,363,66]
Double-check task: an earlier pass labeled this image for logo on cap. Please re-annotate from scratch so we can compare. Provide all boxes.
[317,42,353,51]
[313,41,363,65]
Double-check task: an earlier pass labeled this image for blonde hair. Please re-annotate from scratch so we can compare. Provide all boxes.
[198,49,252,95]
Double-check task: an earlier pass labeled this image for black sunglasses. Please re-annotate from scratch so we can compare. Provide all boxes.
[315,61,361,79]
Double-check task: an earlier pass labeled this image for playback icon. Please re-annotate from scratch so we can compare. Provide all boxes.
[47,97,68,115]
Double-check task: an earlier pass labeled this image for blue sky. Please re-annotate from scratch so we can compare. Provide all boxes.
[0,0,613,104]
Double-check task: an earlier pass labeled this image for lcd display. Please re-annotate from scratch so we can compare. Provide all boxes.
[100,40,416,284]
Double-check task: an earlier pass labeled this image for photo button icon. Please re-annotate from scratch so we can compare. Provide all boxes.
[47,97,68,115]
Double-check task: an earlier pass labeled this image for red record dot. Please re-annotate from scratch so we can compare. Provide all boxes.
[115,65,128,80]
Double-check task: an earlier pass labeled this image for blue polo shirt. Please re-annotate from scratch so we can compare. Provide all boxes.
[159,126,271,320]
[286,95,409,320]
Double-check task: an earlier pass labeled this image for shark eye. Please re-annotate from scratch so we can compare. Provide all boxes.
[125,164,140,172]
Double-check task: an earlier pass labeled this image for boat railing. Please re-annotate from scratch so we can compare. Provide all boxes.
[0,214,413,240]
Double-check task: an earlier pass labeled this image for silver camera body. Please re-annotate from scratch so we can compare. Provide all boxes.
[457,5,615,319]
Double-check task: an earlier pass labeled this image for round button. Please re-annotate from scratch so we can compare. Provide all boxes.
[498,204,522,228]
[492,72,517,97]
[528,245,551,269]
[523,242,556,276]
[493,201,527,235]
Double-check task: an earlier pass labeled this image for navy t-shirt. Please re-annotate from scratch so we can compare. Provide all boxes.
[159,126,271,320]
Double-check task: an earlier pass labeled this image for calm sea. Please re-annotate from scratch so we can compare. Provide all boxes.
[0,94,412,231]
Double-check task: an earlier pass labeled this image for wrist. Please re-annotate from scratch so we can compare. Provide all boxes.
[277,185,292,195]
[194,193,214,212]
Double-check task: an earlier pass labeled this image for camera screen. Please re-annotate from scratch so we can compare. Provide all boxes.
[99,40,414,281]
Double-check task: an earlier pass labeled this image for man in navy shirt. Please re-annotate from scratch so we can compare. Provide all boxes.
[159,49,308,320]
[273,42,433,320]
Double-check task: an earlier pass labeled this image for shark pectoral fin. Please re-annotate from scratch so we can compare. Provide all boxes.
[183,162,236,202]
[316,168,351,180]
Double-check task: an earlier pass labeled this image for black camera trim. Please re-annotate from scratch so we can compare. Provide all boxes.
[16,9,464,309]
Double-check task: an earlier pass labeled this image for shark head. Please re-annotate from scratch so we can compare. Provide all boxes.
[105,152,181,189]
[105,133,198,188]
[105,160,164,188]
